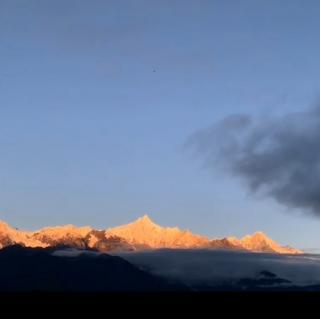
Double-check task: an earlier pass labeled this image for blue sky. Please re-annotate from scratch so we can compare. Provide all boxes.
[1,0,320,250]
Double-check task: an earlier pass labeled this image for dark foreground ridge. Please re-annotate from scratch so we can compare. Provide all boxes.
[0,245,187,292]
[1,245,320,292]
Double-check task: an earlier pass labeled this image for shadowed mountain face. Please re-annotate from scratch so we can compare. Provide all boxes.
[0,216,301,254]
[0,245,187,292]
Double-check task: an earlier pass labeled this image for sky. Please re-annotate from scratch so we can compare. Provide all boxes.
[1,0,320,250]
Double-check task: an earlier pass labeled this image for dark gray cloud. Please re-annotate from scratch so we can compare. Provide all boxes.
[187,104,320,216]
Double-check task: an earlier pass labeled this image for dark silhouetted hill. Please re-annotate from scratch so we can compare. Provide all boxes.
[0,245,187,291]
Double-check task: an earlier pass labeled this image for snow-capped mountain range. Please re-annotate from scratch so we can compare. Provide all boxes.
[0,215,302,254]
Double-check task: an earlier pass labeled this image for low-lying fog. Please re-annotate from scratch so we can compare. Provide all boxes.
[112,249,320,287]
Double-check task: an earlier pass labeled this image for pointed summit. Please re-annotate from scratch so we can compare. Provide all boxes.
[105,215,209,248]
[0,220,11,231]
[139,214,152,221]
[252,231,268,238]
[242,231,270,241]
[136,214,156,225]
[0,220,47,249]
[113,214,162,233]
[240,231,301,254]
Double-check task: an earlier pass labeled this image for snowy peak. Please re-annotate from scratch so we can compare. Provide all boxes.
[33,224,92,239]
[106,216,209,249]
[246,231,268,239]
[138,214,154,223]
[0,216,302,254]
[241,231,272,245]
[0,220,11,230]
[0,220,47,249]
[0,220,20,234]
[225,231,301,254]
[131,214,160,229]
[242,232,278,251]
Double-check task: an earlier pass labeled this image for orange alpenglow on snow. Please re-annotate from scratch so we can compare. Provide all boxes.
[105,215,210,249]
[0,215,302,254]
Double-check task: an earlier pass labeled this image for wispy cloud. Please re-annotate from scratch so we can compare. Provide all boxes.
[116,249,320,287]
